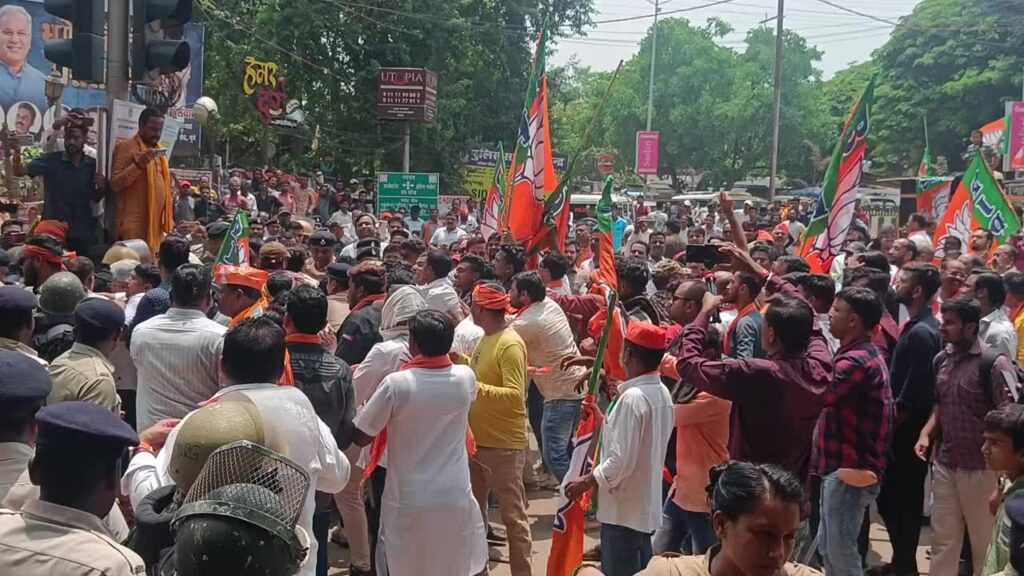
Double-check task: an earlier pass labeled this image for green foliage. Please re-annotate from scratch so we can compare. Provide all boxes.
[196,0,594,186]
[823,0,1024,176]
[549,17,828,191]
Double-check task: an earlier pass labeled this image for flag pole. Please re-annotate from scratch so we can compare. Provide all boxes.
[924,115,930,150]
[574,61,624,165]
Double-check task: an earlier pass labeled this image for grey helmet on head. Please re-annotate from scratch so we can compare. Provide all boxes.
[37,271,86,317]
[171,441,311,576]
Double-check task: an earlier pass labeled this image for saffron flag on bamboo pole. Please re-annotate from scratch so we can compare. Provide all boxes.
[917,145,933,178]
[505,29,558,247]
[548,289,620,576]
[933,153,1021,258]
[799,74,875,274]
[589,176,618,290]
[480,141,506,240]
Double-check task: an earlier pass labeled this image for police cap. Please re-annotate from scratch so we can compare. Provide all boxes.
[75,297,126,335]
[36,401,139,452]
[0,349,51,401]
[326,262,351,281]
[206,222,230,239]
[0,285,37,312]
[309,230,337,248]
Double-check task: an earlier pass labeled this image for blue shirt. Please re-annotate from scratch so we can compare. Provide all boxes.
[0,61,47,112]
[612,217,628,251]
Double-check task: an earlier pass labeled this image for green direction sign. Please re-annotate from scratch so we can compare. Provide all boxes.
[376,172,440,214]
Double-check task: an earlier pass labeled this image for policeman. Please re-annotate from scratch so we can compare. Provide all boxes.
[0,349,52,507]
[325,262,351,334]
[202,221,229,266]
[305,230,337,282]
[0,285,44,364]
[47,298,126,412]
[33,271,86,363]
[0,401,146,575]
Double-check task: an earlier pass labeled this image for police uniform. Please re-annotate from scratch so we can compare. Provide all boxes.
[47,299,126,413]
[325,262,351,334]
[304,230,337,282]
[0,350,52,507]
[0,402,144,575]
[0,286,45,365]
[201,221,230,266]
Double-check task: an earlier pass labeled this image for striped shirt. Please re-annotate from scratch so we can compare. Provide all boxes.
[131,307,226,430]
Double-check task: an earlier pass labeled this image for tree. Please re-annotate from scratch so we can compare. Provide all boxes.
[196,0,595,186]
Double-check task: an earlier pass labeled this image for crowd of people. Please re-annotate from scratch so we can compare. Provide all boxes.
[6,114,1024,576]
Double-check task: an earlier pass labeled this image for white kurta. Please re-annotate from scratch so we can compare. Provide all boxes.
[354,365,487,576]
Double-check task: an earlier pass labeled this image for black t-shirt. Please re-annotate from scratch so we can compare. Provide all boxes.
[26,152,97,246]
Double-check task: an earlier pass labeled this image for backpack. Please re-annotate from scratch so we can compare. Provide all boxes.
[32,322,75,363]
[933,347,1024,403]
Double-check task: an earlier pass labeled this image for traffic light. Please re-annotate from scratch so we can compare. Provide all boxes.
[131,0,192,82]
[42,0,105,84]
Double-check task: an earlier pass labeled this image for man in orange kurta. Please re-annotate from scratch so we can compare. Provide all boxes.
[111,108,173,253]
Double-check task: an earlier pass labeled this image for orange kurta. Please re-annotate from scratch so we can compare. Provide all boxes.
[111,135,173,253]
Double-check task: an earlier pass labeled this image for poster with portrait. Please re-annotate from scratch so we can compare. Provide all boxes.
[0,1,203,155]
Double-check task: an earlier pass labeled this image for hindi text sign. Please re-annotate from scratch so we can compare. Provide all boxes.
[377,172,440,213]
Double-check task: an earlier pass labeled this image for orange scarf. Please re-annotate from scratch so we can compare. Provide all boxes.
[227,302,295,386]
[1013,303,1024,324]
[363,355,476,480]
[228,300,265,329]
[285,333,323,345]
[724,302,758,357]
[131,135,174,252]
[351,293,386,313]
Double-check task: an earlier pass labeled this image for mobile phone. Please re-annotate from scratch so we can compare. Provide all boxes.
[154,148,168,157]
[704,273,721,324]
[685,244,728,269]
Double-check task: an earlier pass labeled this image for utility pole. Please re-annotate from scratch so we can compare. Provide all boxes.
[645,0,659,132]
[107,0,130,105]
[402,122,411,172]
[768,0,784,202]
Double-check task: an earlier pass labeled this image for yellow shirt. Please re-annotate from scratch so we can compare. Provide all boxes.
[1013,305,1024,366]
[468,327,528,450]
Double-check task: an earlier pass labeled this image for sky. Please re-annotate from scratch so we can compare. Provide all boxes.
[550,0,922,78]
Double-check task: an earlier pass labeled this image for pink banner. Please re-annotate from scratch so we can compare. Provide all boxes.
[635,131,660,175]
[1010,102,1024,171]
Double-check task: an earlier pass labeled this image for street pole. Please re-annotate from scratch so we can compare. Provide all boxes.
[402,122,411,172]
[768,0,784,203]
[645,0,659,132]
[105,0,129,241]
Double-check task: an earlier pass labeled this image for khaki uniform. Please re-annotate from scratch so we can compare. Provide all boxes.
[0,442,129,542]
[47,343,120,413]
[0,499,144,575]
[327,291,350,334]
[0,337,47,366]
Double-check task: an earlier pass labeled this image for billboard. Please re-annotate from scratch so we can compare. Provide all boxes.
[636,131,660,175]
[0,1,203,155]
[377,67,437,123]
[461,147,568,200]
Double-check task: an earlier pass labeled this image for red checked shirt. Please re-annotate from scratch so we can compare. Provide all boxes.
[812,335,895,479]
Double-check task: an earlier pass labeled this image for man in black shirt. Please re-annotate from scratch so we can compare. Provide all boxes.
[10,124,105,255]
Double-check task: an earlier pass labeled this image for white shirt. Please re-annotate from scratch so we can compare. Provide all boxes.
[593,372,674,533]
[452,316,484,356]
[459,215,479,234]
[354,365,487,576]
[406,217,424,235]
[340,239,388,260]
[130,308,226,430]
[122,383,349,576]
[123,292,144,325]
[353,338,410,407]
[980,307,1019,360]
[329,210,353,228]
[430,226,467,247]
[509,299,585,401]
[909,230,933,251]
[420,277,462,318]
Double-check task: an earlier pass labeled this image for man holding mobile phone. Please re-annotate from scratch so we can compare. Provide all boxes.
[9,123,104,256]
[111,108,173,253]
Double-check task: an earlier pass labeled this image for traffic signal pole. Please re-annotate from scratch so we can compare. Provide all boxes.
[107,0,131,105]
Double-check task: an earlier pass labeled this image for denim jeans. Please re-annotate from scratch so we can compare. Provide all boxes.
[312,509,333,576]
[652,499,717,555]
[601,523,653,576]
[817,472,880,576]
[541,399,581,482]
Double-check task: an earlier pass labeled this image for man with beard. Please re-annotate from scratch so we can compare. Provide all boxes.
[888,238,919,275]
[111,108,173,252]
[971,229,994,258]
[340,213,385,260]
[722,270,763,360]
[872,263,942,576]
[21,235,65,291]
[10,124,104,256]
[454,255,490,304]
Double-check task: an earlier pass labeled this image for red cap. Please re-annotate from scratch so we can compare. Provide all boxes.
[625,322,667,350]
[756,230,775,243]
[180,180,192,189]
